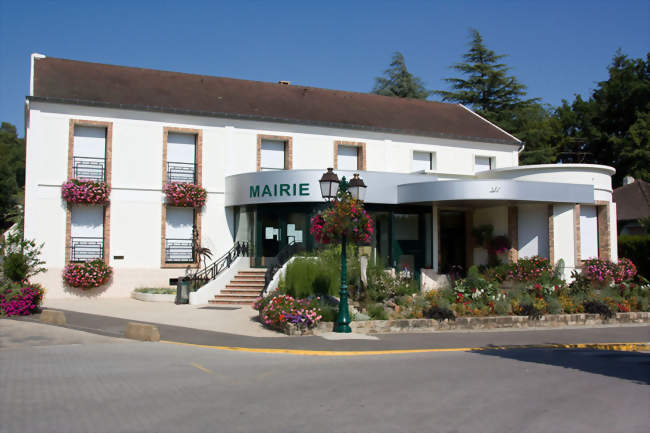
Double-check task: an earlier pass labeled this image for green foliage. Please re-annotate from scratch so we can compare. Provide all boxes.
[0,210,46,282]
[583,299,614,319]
[282,257,338,298]
[0,122,25,230]
[618,234,650,278]
[319,305,338,322]
[368,303,388,320]
[3,253,30,282]
[493,298,511,315]
[372,52,430,99]
[423,305,455,322]
[134,287,176,294]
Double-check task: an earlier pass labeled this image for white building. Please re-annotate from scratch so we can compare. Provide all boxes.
[24,54,617,300]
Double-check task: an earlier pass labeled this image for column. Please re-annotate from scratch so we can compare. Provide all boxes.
[508,206,518,263]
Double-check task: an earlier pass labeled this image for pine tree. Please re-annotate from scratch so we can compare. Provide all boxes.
[372,52,430,99]
[435,29,535,118]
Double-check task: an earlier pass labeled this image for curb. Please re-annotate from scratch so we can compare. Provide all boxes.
[160,340,650,356]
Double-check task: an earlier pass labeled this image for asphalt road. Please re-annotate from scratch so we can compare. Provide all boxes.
[1,320,649,433]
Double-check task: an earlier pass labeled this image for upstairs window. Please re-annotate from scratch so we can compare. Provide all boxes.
[167,132,197,183]
[475,155,495,173]
[412,151,436,172]
[337,145,359,171]
[73,125,106,182]
[260,139,287,171]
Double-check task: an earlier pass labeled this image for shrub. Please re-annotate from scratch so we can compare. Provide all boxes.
[259,294,322,331]
[423,305,455,322]
[0,222,46,282]
[493,299,511,315]
[618,234,650,279]
[164,182,207,207]
[61,179,110,204]
[3,253,30,282]
[507,256,553,283]
[547,297,563,315]
[583,299,613,319]
[368,303,388,320]
[517,303,543,320]
[582,258,637,285]
[282,257,339,298]
[0,282,45,317]
[453,266,499,303]
[319,305,338,322]
[62,259,112,288]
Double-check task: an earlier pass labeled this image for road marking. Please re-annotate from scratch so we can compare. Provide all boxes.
[190,362,214,374]
[161,341,650,356]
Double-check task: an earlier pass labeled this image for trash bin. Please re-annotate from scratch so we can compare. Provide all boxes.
[175,278,191,304]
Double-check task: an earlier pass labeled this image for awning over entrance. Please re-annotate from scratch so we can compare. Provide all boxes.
[225,169,596,207]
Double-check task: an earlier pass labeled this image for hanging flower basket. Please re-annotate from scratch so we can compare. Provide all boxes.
[164,182,207,207]
[61,179,110,205]
[63,259,113,289]
[310,194,374,245]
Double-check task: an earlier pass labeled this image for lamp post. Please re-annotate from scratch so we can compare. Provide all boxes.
[319,168,367,333]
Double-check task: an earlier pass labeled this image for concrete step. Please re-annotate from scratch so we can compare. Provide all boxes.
[238,270,266,275]
[232,277,265,283]
[221,289,261,295]
[226,283,265,288]
[209,299,256,306]
[213,293,259,300]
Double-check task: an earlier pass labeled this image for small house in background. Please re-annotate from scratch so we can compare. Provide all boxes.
[613,177,650,235]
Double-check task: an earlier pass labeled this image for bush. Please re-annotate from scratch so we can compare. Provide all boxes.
[62,259,112,288]
[583,299,614,319]
[423,305,455,322]
[507,256,553,283]
[0,282,44,317]
[282,257,339,298]
[3,252,30,281]
[493,299,511,315]
[618,234,650,279]
[368,303,388,320]
[582,258,637,285]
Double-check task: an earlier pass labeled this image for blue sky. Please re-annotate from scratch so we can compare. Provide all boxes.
[1,0,648,136]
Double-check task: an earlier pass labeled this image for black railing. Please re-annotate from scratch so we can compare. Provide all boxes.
[71,237,104,262]
[263,241,305,296]
[73,156,105,182]
[167,161,196,184]
[165,238,195,263]
[188,241,250,286]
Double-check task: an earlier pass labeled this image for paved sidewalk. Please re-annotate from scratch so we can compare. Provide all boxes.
[44,298,281,337]
[0,318,124,349]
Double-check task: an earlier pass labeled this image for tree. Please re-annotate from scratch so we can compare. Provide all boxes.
[0,122,25,230]
[372,52,430,99]
[435,29,536,120]
[558,52,650,185]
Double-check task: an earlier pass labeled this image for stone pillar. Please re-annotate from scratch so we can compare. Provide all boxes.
[508,206,518,263]
[597,202,611,261]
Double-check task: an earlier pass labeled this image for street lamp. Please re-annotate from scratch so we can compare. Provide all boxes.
[318,168,368,333]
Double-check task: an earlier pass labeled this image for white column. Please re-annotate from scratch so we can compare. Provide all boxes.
[609,202,618,261]
[432,204,439,273]
[553,204,576,279]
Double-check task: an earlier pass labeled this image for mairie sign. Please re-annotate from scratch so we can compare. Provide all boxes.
[249,183,310,198]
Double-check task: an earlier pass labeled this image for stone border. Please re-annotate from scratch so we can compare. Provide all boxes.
[313,312,650,335]
[131,292,176,303]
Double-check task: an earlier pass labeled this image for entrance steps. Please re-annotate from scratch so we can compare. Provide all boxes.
[209,268,266,306]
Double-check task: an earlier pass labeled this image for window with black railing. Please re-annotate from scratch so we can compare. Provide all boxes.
[165,238,195,263]
[167,162,196,184]
[73,156,106,182]
[70,237,104,262]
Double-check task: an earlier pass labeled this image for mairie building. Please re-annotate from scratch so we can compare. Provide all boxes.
[24,54,617,300]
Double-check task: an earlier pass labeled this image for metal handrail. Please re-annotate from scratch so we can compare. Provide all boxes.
[189,241,250,285]
[165,238,195,263]
[73,156,105,182]
[167,161,196,184]
[262,241,305,296]
[71,236,104,262]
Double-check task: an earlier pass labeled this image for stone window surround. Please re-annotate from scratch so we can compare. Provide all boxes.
[161,126,203,268]
[257,134,293,171]
[333,140,366,171]
[65,119,112,265]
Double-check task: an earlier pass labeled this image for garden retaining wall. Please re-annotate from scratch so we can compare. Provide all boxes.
[312,312,650,335]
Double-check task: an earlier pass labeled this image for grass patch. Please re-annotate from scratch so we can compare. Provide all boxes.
[134,287,176,295]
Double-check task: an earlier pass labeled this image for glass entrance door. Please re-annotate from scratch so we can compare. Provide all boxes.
[260,211,281,262]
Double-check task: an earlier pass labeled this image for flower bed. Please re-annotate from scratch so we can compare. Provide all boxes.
[0,283,45,317]
[61,179,110,205]
[62,259,112,289]
[164,182,207,207]
[254,294,323,333]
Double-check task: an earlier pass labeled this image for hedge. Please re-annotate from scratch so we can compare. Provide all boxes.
[618,234,650,279]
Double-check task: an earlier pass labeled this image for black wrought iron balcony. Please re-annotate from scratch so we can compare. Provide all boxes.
[165,238,195,263]
[73,156,106,182]
[167,161,196,184]
[70,237,104,262]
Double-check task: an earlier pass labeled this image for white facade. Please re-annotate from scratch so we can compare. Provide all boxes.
[24,58,618,299]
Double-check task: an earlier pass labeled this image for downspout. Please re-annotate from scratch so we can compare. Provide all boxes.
[518,142,526,153]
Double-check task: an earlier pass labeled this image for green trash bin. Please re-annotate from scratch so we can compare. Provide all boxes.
[175,278,190,304]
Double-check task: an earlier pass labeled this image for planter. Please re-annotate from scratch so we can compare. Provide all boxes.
[131,292,176,303]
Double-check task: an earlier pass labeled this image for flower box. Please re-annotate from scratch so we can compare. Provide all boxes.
[63,259,112,289]
[164,182,207,207]
[61,179,110,205]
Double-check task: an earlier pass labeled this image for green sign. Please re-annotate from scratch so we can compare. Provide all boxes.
[249,183,310,198]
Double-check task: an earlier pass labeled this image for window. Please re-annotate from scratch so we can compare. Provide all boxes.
[475,155,494,173]
[580,205,598,260]
[73,125,106,181]
[70,206,104,262]
[412,151,435,172]
[166,133,196,183]
[165,207,195,263]
[260,139,286,171]
[337,145,359,171]
[334,141,366,170]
